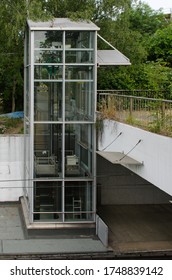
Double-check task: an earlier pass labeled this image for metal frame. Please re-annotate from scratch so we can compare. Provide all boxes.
[24,20,98,225]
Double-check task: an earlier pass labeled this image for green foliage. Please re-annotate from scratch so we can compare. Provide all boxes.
[129,2,167,36]
[148,24,172,66]
[0,0,171,114]
[98,62,172,97]
[43,0,95,20]
[27,0,52,21]
[143,62,172,95]
[97,0,171,93]
[97,66,137,90]
[0,0,52,112]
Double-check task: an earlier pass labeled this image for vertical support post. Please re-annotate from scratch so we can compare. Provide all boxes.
[30,30,35,223]
[130,96,133,117]
[161,101,165,127]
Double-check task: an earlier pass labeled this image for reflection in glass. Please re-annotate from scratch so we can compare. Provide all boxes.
[65,31,94,49]
[34,181,62,221]
[34,31,63,49]
[65,182,93,221]
[34,50,63,63]
[65,124,93,177]
[65,66,93,80]
[65,82,93,121]
[34,124,62,178]
[65,50,93,63]
[34,82,62,121]
[34,65,63,80]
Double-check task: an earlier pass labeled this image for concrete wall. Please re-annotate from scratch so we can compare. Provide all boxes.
[1,122,172,205]
[98,120,172,199]
[0,135,24,201]
[97,154,171,205]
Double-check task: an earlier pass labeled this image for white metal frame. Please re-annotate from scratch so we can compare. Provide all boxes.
[25,21,98,225]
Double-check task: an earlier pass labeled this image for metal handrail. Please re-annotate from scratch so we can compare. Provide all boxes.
[97,91,172,137]
[97,93,172,103]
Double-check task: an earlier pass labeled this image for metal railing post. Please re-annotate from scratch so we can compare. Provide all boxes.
[130,96,133,117]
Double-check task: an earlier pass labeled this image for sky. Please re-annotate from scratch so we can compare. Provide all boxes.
[144,0,171,11]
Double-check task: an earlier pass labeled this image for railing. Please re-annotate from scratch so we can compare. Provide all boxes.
[97,91,172,137]
[97,89,170,99]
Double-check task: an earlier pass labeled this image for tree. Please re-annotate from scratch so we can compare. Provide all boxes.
[98,0,172,94]
[0,0,50,112]
[43,0,95,19]
[43,0,132,21]
[148,24,172,66]
[0,0,171,112]
[129,1,167,36]
[143,62,172,96]
[0,1,25,112]
[0,0,135,112]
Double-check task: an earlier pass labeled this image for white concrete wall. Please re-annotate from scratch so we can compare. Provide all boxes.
[0,135,24,201]
[98,120,172,197]
[1,123,172,202]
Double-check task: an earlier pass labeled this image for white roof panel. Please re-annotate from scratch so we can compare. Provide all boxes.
[97,151,142,165]
[27,18,100,31]
[97,50,131,66]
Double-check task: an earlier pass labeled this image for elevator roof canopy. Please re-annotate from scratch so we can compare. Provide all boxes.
[27,18,130,66]
[97,50,131,66]
[27,18,100,31]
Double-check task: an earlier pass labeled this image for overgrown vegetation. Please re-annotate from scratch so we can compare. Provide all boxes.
[0,117,23,134]
[0,0,171,117]
[98,96,119,120]
[98,95,172,137]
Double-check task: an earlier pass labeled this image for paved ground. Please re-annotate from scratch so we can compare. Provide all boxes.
[1,203,172,258]
[0,203,107,257]
[98,204,172,254]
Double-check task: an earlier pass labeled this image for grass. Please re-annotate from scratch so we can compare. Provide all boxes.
[98,96,119,120]
[98,97,172,137]
[0,117,24,134]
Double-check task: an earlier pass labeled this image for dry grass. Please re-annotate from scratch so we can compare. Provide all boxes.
[98,97,172,137]
[98,96,119,120]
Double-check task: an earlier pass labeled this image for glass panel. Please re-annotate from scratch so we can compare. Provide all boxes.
[65,82,93,121]
[65,66,93,80]
[34,50,63,63]
[34,65,63,80]
[34,124,62,178]
[34,181,62,221]
[65,31,94,49]
[65,50,94,63]
[65,182,93,221]
[65,124,93,177]
[34,31,63,49]
[34,82,62,121]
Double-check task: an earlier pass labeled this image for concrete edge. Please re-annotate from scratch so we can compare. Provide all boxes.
[20,196,96,230]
